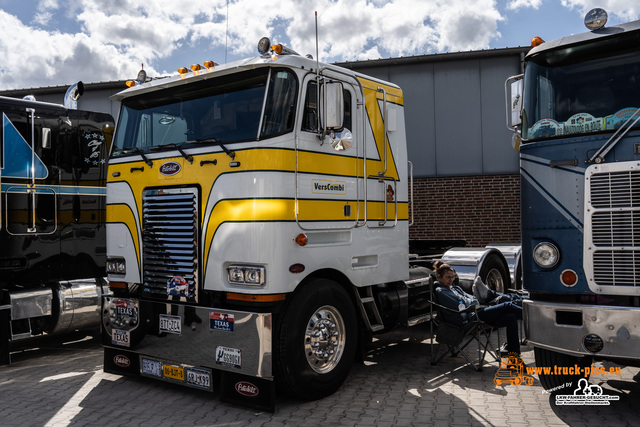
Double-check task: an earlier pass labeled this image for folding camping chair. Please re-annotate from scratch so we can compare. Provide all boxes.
[428,281,501,371]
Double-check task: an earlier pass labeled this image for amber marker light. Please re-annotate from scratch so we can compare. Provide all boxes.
[109,281,126,290]
[204,61,215,70]
[272,44,284,54]
[191,64,202,71]
[561,269,578,287]
[289,263,305,274]
[531,36,544,47]
[226,293,286,302]
[295,233,308,246]
[125,80,136,88]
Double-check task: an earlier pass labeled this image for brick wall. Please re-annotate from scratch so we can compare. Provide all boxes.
[409,174,521,247]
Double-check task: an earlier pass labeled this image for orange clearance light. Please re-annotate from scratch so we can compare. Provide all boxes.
[204,60,215,69]
[191,64,202,71]
[125,80,136,88]
[178,67,189,74]
[295,233,308,246]
[109,281,127,290]
[272,44,283,55]
[531,36,545,47]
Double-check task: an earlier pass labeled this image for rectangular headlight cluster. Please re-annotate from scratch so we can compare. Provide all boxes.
[106,258,126,275]
[227,265,266,286]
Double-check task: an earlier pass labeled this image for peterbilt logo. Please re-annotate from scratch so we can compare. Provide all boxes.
[235,381,259,397]
[159,161,181,176]
[114,355,130,367]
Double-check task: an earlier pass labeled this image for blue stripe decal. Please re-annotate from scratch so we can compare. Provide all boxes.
[520,165,583,230]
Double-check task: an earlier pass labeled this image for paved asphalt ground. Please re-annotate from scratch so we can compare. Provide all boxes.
[2,325,639,427]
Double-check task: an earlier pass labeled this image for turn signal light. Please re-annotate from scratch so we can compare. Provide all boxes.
[561,269,578,287]
[295,233,308,246]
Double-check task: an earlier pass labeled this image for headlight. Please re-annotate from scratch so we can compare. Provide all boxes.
[106,258,126,275]
[227,265,266,286]
[533,242,560,268]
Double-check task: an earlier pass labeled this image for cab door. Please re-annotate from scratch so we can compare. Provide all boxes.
[2,107,57,236]
[295,76,362,230]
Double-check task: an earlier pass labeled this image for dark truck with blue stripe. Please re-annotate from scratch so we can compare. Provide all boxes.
[0,85,114,364]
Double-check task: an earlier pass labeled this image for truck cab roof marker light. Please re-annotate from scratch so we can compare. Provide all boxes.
[531,36,544,47]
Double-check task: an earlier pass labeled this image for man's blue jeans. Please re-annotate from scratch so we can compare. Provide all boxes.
[477,301,522,354]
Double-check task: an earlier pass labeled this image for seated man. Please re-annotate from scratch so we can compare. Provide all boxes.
[433,263,523,357]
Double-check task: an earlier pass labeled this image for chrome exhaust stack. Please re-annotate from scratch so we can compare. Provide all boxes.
[64,81,84,109]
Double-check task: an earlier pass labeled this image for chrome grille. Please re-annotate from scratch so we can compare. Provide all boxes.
[588,168,640,287]
[142,188,198,300]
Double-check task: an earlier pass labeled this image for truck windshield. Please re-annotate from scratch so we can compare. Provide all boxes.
[522,31,640,141]
[111,68,298,155]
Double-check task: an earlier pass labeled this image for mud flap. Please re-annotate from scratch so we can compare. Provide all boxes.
[104,347,140,377]
[219,371,275,413]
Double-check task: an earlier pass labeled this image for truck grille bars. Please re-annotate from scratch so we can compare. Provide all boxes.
[587,165,640,288]
[142,188,199,301]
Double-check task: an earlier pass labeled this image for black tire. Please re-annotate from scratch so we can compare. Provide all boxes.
[479,253,509,293]
[534,346,592,392]
[515,258,523,290]
[274,278,358,400]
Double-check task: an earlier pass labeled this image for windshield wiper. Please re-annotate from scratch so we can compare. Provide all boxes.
[123,147,153,168]
[188,138,235,160]
[149,143,194,164]
[588,107,640,163]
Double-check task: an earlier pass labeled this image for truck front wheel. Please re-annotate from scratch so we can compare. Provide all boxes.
[274,279,357,400]
[534,346,592,392]
[480,253,509,293]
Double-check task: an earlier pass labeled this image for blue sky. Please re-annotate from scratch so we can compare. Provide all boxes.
[0,0,638,90]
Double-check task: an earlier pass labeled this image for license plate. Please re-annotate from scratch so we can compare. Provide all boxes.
[163,364,184,381]
[186,367,212,390]
[159,314,181,334]
[215,345,242,368]
[141,358,162,377]
[112,329,130,347]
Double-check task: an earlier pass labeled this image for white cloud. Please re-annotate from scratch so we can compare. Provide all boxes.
[561,0,640,22]
[0,0,508,90]
[507,0,543,10]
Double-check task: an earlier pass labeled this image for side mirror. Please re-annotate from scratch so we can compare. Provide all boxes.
[505,74,523,132]
[320,82,344,131]
[42,127,51,149]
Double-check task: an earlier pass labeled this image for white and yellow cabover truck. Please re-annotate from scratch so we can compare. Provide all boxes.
[102,38,511,410]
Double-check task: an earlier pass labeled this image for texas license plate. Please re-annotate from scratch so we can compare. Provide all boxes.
[215,345,242,368]
[186,367,212,390]
[141,358,162,377]
[159,314,181,334]
[112,329,130,347]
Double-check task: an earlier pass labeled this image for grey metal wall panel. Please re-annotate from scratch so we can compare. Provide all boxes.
[479,57,521,175]
[388,64,437,177]
[433,59,483,176]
